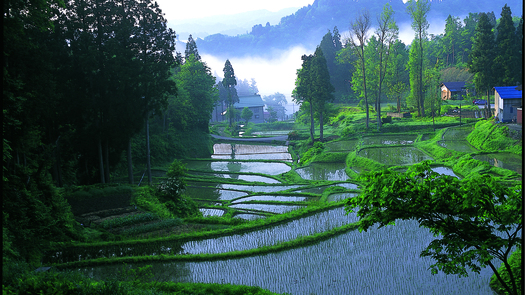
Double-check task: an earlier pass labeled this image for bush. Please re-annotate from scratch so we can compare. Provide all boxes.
[381,116,392,124]
[132,186,172,219]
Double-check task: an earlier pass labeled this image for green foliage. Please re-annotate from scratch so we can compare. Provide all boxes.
[300,142,325,165]
[100,213,160,229]
[490,247,522,295]
[149,281,282,295]
[132,186,172,219]
[241,107,254,124]
[121,218,183,236]
[467,120,521,153]
[346,161,522,295]
[156,159,200,218]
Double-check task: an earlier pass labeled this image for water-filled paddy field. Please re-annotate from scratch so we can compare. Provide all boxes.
[72,135,516,294]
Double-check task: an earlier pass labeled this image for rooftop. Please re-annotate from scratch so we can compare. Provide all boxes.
[494,86,523,99]
[234,95,265,108]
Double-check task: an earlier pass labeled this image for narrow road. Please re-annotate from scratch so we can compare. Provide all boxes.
[211,134,289,143]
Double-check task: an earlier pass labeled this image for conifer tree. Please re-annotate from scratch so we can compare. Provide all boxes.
[468,12,496,118]
[185,34,201,61]
[222,60,237,127]
[494,5,519,86]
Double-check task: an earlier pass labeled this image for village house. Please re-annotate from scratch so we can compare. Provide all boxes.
[210,95,266,123]
[494,86,523,123]
[440,82,469,100]
[234,95,265,123]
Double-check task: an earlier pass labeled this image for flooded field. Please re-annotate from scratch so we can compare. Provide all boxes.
[296,163,349,181]
[73,139,511,295]
[362,135,416,145]
[438,140,479,153]
[473,153,523,175]
[358,147,433,166]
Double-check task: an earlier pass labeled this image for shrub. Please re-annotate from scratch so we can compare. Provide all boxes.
[132,186,172,219]
[381,116,392,124]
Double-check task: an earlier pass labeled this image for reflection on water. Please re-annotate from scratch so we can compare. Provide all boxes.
[212,143,292,161]
[229,203,305,214]
[438,141,478,153]
[473,153,523,175]
[296,163,349,181]
[80,216,497,295]
[358,147,432,166]
[362,135,416,145]
[184,160,291,175]
[326,140,358,152]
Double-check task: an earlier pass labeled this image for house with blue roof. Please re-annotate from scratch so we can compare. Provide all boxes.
[494,86,523,122]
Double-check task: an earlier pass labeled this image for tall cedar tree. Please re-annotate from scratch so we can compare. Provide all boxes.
[494,5,520,86]
[468,13,496,118]
[293,54,315,142]
[311,47,335,141]
[185,34,201,61]
[406,0,431,117]
[222,60,238,127]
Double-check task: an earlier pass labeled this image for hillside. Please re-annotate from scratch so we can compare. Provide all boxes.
[195,0,523,58]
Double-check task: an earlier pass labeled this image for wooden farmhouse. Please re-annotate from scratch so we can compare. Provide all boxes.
[494,86,523,123]
[440,82,468,100]
[234,95,265,123]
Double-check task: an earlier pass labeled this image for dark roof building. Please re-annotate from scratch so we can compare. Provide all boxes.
[440,82,468,100]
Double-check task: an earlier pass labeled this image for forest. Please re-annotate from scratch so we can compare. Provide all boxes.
[2,0,523,294]
[195,0,523,57]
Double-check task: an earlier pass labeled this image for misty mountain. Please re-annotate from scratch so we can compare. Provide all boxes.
[194,0,523,58]
[169,7,299,40]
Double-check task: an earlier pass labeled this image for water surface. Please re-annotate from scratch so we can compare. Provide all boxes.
[358,147,432,166]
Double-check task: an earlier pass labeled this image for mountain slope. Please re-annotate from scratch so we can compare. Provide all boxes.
[195,0,522,58]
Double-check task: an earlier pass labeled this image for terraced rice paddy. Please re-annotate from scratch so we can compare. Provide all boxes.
[73,135,511,294]
[472,153,523,175]
[358,146,433,166]
[296,163,349,181]
[80,217,497,294]
[362,134,416,145]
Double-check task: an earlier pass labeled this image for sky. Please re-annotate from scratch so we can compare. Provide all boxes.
[156,0,314,21]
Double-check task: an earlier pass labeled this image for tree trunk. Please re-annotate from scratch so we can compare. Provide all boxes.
[54,136,63,187]
[319,110,324,142]
[98,138,105,184]
[104,140,110,183]
[146,116,152,185]
[309,101,315,142]
[127,138,134,185]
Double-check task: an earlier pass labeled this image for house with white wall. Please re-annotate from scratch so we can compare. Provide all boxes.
[494,86,523,123]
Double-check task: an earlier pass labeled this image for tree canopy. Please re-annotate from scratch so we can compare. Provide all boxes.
[345,161,522,295]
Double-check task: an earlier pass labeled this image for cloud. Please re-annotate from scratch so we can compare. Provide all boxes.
[201,45,312,104]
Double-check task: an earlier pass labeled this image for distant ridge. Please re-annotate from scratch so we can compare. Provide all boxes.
[195,0,523,58]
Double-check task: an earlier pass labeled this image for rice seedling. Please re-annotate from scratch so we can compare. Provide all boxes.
[78,219,497,295]
[99,213,159,229]
[121,219,183,236]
